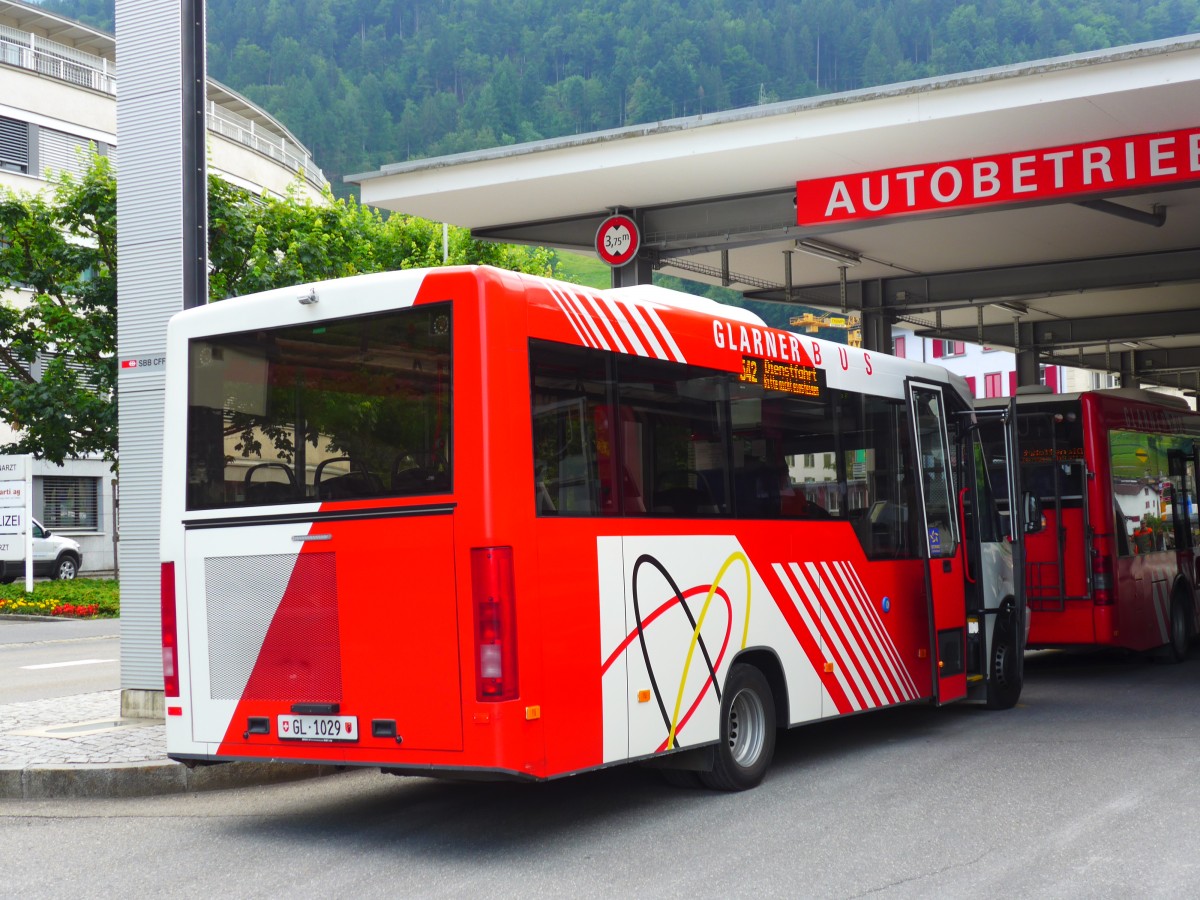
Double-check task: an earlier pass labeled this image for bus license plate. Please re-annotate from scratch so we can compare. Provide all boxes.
[277,714,358,742]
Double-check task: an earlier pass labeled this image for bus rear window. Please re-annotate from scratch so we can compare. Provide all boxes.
[1016,401,1085,504]
[185,303,452,510]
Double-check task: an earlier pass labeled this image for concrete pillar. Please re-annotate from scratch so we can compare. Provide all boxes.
[114,0,207,718]
[1119,350,1138,388]
[1014,348,1040,390]
[610,254,655,287]
[859,280,892,353]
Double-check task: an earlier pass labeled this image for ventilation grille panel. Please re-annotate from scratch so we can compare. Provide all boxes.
[205,551,342,702]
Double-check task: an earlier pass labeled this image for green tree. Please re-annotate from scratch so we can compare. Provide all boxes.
[0,156,117,464]
[0,154,555,464]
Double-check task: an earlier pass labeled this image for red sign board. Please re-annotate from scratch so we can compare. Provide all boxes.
[595,214,640,267]
[796,126,1200,227]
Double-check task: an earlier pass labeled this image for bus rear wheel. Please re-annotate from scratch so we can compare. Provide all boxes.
[699,663,776,791]
[1164,594,1191,663]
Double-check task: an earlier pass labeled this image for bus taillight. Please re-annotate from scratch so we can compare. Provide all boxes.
[472,547,519,701]
[161,562,180,697]
[1092,549,1114,605]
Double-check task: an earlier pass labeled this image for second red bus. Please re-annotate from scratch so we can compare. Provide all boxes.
[983,388,1200,659]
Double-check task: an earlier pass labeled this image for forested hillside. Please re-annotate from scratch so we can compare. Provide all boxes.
[45,0,1200,193]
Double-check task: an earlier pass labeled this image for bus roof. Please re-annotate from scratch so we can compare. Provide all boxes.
[978,387,1194,411]
[170,266,972,405]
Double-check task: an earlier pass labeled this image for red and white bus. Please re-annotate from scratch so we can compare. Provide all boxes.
[981,388,1200,659]
[161,266,1024,790]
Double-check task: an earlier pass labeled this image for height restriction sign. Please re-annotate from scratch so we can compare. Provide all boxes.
[594,214,640,267]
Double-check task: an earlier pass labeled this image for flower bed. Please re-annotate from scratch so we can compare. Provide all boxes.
[0,579,119,618]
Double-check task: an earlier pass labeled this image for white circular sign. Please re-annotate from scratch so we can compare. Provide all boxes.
[595,214,640,267]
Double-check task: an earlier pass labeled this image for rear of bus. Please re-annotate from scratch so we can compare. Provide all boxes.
[1001,389,1199,652]
[1002,394,1092,645]
[162,267,548,778]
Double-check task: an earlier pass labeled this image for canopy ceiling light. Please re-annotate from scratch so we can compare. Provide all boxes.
[795,239,861,266]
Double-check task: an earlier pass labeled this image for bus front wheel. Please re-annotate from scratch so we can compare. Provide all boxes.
[700,663,776,791]
[986,611,1023,710]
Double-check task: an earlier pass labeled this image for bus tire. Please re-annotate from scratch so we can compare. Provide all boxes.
[699,663,776,791]
[985,612,1023,710]
[1165,593,1191,663]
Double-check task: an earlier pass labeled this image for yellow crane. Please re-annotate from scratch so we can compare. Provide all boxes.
[789,311,862,348]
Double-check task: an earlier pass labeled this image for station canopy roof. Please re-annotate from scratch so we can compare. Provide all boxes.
[350,35,1200,387]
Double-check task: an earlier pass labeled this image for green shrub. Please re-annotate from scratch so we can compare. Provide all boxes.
[0,578,119,618]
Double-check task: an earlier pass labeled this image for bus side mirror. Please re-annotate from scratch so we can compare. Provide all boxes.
[1022,492,1044,534]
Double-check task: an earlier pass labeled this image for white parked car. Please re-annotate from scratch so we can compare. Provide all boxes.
[0,519,83,583]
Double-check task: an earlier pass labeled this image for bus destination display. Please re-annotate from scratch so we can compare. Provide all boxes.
[1021,446,1084,464]
[740,356,823,398]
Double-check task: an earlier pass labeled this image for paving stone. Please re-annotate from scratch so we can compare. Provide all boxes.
[0,691,335,799]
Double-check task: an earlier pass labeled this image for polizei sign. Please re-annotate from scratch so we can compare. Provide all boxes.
[796,125,1200,227]
[0,454,34,591]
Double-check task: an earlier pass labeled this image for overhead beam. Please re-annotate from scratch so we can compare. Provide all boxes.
[1055,345,1200,375]
[1076,199,1166,228]
[746,247,1200,309]
[916,306,1200,350]
[472,187,804,254]
[473,213,608,251]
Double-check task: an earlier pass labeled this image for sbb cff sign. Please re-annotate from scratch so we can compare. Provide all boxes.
[796,125,1200,226]
[595,214,640,267]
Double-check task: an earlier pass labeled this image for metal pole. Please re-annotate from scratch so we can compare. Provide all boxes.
[181,0,208,309]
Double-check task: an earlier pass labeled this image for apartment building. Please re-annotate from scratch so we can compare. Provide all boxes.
[1,0,326,574]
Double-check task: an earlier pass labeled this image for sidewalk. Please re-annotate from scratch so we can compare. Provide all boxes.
[0,691,336,800]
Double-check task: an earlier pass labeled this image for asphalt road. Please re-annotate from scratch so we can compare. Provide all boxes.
[0,617,120,702]
[3,647,1199,898]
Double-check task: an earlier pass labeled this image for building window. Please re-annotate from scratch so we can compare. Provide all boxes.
[39,127,92,180]
[984,372,1003,398]
[893,336,906,358]
[41,477,99,531]
[0,116,30,173]
[931,340,965,359]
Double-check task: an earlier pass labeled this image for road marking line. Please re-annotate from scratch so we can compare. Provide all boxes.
[21,658,116,670]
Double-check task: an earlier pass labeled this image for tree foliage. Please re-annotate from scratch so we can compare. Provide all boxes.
[43,0,1200,194]
[0,156,554,464]
[0,157,117,464]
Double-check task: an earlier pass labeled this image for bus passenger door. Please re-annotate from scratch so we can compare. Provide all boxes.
[907,382,967,704]
[1168,449,1199,603]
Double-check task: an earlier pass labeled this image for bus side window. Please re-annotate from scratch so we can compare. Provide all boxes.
[729,378,834,520]
[842,393,918,560]
[529,341,614,517]
[616,355,731,519]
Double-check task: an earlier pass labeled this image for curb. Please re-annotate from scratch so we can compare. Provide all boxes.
[0,759,341,800]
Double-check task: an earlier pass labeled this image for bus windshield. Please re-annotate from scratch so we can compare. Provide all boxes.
[185,303,452,510]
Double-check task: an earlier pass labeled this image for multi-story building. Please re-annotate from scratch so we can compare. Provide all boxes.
[1,0,326,575]
[890,329,1164,400]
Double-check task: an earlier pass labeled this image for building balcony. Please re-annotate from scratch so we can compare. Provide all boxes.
[0,17,325,192]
